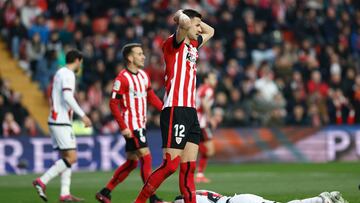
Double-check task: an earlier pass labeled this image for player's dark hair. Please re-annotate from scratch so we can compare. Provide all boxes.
[183,9,202,19]
[65,50,83,64]
[122,43,142,64]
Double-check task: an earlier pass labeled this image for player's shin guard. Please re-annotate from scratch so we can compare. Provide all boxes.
[140,154,152,182]
[135,153,180,203]
[106,159,138,191]
[180,161,196,203]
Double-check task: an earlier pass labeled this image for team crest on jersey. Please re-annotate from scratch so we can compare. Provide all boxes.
[176,137,182,144]
[140,135,146,143]
[113,80,121,91]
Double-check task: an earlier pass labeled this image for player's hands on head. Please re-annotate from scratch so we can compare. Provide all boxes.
[179,13,191,29]
[174,10,191,30]
[82,115,92,127]
[173,9,183,24]
[121,128,133,138]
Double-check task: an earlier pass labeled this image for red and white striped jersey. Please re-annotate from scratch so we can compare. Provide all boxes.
[196,84,215,128]
[162,34,202,108]
[109,68,162,131]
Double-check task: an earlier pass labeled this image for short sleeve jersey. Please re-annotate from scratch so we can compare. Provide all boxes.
[162,34,202,108]
[111,69,151,131]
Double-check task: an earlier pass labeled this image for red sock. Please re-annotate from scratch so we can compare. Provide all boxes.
[106,159,138,191]
[135,153,180,203]
[198,143,208,173]
[180,162,196,203]
[198,155,208,174]
[140,154,152,183]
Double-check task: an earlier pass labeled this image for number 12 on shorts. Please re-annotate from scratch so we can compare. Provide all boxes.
[174,124,185,144]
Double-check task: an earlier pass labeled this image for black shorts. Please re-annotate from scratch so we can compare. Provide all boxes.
[125,128,148,152]
[160,107,201,149]
[200,127,213,142]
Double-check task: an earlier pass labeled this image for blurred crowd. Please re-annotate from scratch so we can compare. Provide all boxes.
[0,78,41,136]
[1,0,360,136]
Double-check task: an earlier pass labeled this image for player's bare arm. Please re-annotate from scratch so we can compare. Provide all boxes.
[121,128,132,138]
[201,96,212,117]
[174,10,191,43]
[199,21,214,47]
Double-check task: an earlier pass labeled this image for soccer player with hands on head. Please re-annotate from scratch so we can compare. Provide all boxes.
[134,9,214,203]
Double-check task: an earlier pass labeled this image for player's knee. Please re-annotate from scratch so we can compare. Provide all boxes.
[137,147,150,157]
[62,158,73,167]
[63,155,77,165]
[207,148,215,157]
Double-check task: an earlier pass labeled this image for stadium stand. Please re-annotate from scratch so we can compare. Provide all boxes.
[1,0,360,135]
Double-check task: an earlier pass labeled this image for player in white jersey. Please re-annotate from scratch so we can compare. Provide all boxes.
[33,50,92,202]
[173,190,348,203]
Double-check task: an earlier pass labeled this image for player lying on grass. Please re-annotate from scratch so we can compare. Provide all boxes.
[172,190,348,203]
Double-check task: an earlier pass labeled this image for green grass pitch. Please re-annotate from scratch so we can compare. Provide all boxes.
[0,162,358,203]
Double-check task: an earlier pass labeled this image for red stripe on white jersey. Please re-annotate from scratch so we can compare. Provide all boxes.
[123,72,140,130]
[163,36,199,108]
[164,52,179,107]
[119,70,150,131]
[138,71,148,126]
[131,73,146,129]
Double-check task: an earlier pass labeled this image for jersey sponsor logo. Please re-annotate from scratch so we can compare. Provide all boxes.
[113,80,121,91]
[131,90,147,98]
[186,45,198,64]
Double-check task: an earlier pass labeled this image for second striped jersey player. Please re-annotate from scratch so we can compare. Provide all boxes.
[95,43,164,203]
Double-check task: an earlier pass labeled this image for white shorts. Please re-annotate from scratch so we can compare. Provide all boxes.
[49,125,76,150]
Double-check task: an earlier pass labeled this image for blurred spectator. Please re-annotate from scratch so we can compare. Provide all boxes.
[286,105,310,126]
[24,116,39,136]
[87,80,103,108]
[254,64,280,102]
[20,0,42,29]
[28,15,49,44]
[26,32,45,78]
[307,70,328,99]
[0,95,6,133]
[9,15,27,59]
[2,112,21,137]
[327,88,354,125]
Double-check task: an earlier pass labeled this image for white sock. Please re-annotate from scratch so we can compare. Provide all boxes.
[40,159,68,184]
[60,168,72,196]
[288,197,323,203]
